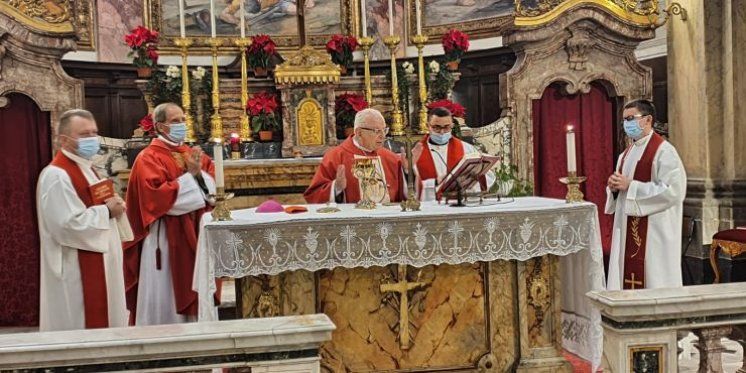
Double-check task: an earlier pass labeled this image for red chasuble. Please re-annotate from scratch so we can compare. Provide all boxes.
[50,152,109,328]
[124,139,221,321]
[618,132,665,289]
[304,136,405,203]
[416,135,487,197]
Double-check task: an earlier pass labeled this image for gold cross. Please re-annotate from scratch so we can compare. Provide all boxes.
[624,273,643,289]
[380,264,427,350]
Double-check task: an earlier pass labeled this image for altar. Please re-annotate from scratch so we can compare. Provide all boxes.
[194,197,604,372]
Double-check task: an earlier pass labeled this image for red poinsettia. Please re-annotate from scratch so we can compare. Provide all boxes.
[138,113,156,137]
[335,93,368,128]
[125,26,159,68]
[427,99,466,118]
[247,34,279,69]
[246,91,280,132]
[441,29,469,62]
[326,35,358,69]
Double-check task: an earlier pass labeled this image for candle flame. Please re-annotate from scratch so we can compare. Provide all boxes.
[567,125,574,132]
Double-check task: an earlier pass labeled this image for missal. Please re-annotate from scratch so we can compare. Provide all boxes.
[436,153,499,197]
[89,178,115,205]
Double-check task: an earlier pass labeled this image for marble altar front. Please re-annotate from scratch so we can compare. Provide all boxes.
[194,197,604,372]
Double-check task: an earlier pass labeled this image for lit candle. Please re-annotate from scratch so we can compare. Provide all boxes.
[415,0,422,35]
[178,0,186,37]
[213,141,225,188]
[388,0,394,36]
[566,125,577,173]
[239,0,246,38]
[210,0,216,38]
[360,0,367,37]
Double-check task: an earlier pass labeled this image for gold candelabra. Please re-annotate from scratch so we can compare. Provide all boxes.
[398,131,421,212]
[412,34,429,134]
[383,36,404,136]
[359,36,375,105]
[208,38,223,141]
[175,37,196,143]
[211,186,233,221]
[235,38,253,142]
[559,171,587,203]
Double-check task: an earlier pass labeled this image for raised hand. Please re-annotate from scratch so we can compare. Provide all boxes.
[335,164,347,191]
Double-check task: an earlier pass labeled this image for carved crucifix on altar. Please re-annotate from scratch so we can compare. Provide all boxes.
[380,264,427,350]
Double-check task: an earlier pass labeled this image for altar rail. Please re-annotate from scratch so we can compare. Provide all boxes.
[0,314,334,372]
[587,283,746,372]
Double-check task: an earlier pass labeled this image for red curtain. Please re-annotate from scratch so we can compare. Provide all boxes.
[532,82,616,255]
[0,93,51,326]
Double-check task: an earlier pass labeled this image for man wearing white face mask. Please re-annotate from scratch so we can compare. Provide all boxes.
[36,109,129,331]
[411,107,495,201]
[124,103,221,325]
[605,99,687,290]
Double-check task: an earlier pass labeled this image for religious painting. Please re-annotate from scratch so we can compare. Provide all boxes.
[146,0,353,52]
[408,0,513,42]
[362,0,406,59]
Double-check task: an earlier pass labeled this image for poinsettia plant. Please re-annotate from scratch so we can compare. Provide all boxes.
[246,91,280,132]
[138,113,156,138]
[325,35,358,70]
[441,29,469,62]
[124,26,159,68]
[336,93,368,125]
[247,34,279,69]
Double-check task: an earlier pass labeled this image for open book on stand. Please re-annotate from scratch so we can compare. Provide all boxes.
[436,153,499,197]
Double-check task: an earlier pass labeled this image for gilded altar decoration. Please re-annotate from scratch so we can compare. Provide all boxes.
[72,0,95,50]
[352,157,386,209]
[0,0,74,33]
[296,98,324,146]
[515,0,659,27]
[274,45,340,85]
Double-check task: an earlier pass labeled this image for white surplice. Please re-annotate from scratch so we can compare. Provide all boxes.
[37,149,129,331]
[417,140,496,201]
[604,133,687,290]
[135,164,216,326]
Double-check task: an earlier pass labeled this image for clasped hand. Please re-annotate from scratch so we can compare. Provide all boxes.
[607,171,631,192]
[105,195,126,219]
[184,146,203,176]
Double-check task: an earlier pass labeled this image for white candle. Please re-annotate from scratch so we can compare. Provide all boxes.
[415,0,422,35]
[239,0,246,38]
[360,0,367,37]
[210,0,216,38]
[566,125,577,173]
[214,142,225,188]
[388,0,394,36]
[178,0,186,37]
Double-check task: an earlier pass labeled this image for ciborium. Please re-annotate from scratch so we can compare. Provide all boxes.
[352,158,380,210]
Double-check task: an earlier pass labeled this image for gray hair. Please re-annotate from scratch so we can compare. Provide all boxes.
[353,108,385,129]
[58,109,95,135]
[153,102,181,123]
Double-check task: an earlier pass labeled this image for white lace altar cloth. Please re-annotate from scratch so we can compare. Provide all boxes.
[193,197,604,369]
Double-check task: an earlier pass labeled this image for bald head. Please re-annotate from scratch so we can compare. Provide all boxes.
[353,108,385,129]
[353,108,387,151]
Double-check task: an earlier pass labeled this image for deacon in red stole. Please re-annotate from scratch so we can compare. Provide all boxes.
[124,103,221,326]
[411,107,495,200]
[37,110,129,331]
[606,100,687,290]
[304,108,405,204]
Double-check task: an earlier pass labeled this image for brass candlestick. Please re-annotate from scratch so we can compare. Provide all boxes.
[359,36,375,105]
[412,34,429,134]
[175,37,196,143]
[397,131,421,212]
[208,38,223,141]
[383,35,404,136]
[559,171,587,203]
[234,38,253,142]
[211,186,233,221]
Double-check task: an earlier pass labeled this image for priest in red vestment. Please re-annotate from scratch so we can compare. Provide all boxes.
[304,108,405,204]
[124,103,221,325]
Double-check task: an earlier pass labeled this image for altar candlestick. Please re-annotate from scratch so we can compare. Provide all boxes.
[214,141,225,188]
[239,0,246,38]
[566,125,577,173]
[360,0,367,37]
[388,0,394,36]
[178,0,186,37]
[415,0,422,35]
[210,0,217,38]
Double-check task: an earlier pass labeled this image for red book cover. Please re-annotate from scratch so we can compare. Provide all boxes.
[89,179,115,205]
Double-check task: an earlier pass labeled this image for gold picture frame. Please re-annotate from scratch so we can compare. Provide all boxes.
[73,0,96,51]
[144,0,355,54]
[628,344,664,372]
[407,0,514,45]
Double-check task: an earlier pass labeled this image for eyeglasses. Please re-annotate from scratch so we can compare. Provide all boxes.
[430,125,452,132]
[623,114,648,122]
[359,127,389,136]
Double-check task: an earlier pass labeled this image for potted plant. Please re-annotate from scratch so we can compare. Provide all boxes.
[124,26,159,78]
[335,93,368,139]
[427,99,465,137]
[247,91,280,141]
[247,34,279,77]
[326,35,358,75]
[489,162,534,197]
[441,29,469,71]
[126,113,157,167]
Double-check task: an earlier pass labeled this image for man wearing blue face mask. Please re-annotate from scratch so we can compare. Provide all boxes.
[124,102,222,326]
[411,107,495,201]
[605,99,687,291]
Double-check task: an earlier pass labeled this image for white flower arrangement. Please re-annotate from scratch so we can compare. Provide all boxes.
[428,60,440,74]
[192,66,206,81]
[402,61,415,74]
[165,65,180,79]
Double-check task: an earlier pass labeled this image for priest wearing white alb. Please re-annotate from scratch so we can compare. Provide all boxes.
[605,99,687,290]
[37,109,130,331]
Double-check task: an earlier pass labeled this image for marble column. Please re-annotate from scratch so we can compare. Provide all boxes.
[668,0,746,263]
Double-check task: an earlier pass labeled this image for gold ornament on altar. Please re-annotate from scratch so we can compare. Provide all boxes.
[515,0,661,27]
[358,36,376,104]
[274,45,340,85]
[559,171,586,203]
[207,38,224,141]
[384,35,404,136]
[0,0,73,33]
[296,97,324,146]
[412,34,430,134]
[235,37,253,142]
[352,158,381,210]
[175,37,196,143]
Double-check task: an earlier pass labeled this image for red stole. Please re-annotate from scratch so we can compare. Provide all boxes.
[50,152,109,328]
[618,132,665,289]
[416,136,487,197]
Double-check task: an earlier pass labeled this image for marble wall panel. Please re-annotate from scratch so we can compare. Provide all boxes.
[97,0,143,63]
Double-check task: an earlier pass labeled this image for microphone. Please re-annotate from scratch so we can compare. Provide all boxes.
[430,148,448,169]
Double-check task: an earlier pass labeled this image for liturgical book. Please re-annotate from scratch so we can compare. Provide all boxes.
[437,153,499,196]
[89,179,115,205]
